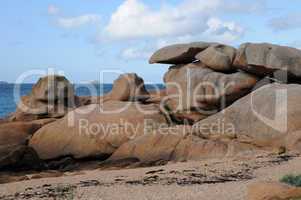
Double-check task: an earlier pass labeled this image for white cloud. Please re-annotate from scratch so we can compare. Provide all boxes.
[48,4,60,15]
[205,18,244,42]
[101,0,244,47]
[121,47,152,59]
[104,0,221,40]
[56,14,100,29]
[48,0,267,60]
[101,0,245,60]
[120,18,244,60]
[47,5,100,29]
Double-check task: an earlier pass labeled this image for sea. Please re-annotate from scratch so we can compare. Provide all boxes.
[0,83,164,118]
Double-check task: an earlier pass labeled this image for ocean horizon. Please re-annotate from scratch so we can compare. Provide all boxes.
[0,83,164,118]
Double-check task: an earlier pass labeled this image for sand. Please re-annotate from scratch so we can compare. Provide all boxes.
[0,153,300,200]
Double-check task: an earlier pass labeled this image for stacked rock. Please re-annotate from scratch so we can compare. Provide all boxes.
[149,42,257,123]
[3,41,301,170]
[106,42,301,164]
[234,43,301,80]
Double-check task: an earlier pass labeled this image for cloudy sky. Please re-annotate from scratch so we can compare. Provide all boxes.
[1,0,301,83]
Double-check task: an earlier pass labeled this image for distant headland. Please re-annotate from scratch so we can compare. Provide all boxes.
[0,81,9,84]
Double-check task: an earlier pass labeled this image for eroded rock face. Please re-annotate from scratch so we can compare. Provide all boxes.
[0,119,55,169]
[234,43,301,80]
[195,44,236,72]
[31,75,74,101]
[145,89,167,104]
[109,125,260,163]
[0,119,55,148]
[29,101,168,160]
[163,62,258,123]
[149,42,216,64]
[286,130,301,152]
[0,146,43,170]
[108,73,150,102]
[109,126,191,162]
[11,75,76,121]
[247,182,301,200]
[192,83,301,151]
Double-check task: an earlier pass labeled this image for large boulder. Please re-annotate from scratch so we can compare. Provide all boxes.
[149,42,216,64]
[163,62,258,123]
[31,75,74,101]
[29,101,168,160]
[109,126,191,162]
[195,44,236,72]
[107,73,150,102]
[172,135,258,161]
[192,83,301,151]
[68,73,150,107]
[11,75,76,121]
[234,43,301,80]
[247,182,301,200]
[0,119,55,169]
[109,125,259,163]
[0,119,55,148]
[0,145,43,170]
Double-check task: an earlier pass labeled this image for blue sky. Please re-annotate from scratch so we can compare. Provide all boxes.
[1,0,301,83]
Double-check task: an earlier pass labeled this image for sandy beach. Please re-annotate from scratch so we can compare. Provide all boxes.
[1,152,300,200]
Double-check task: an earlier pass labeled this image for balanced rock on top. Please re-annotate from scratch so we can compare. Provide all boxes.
[195,44,237,72]
[234,42,301,80]
[149,42,216,64]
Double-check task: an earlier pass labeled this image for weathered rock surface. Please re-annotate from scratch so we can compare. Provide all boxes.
[247,182,301,200]
[163,62,258,123]
[0,119,55,148]
[0,119,55,169]
[145,89,167,104]
[107,73,150,102]
[5,41,301,173]
[29,101,168,160]
[234,43,301,80]
[285,130,301,152]
[31,75,74,101]
[149,42,216,64]
[109,126,191,162]
[11,75,76,121]
[193,83,301,151]
[109,125,260,163]
[195,44,236,72]
[75,96,108,107]
[66,73,150,108]
[0,146,43,170]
